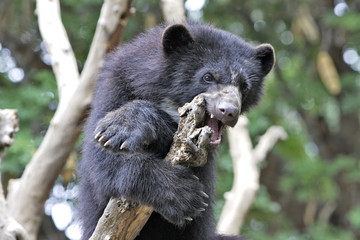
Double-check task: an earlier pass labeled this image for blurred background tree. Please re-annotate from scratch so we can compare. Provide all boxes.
[0,0,359,239]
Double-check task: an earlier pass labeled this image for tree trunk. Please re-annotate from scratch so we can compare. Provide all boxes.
[6,1,132,239]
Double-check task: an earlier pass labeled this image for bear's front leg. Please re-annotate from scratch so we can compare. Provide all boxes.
[110,153,210,227]
[94,100,176,154]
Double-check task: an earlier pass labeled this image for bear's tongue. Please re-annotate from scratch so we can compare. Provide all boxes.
[206,116,225,146]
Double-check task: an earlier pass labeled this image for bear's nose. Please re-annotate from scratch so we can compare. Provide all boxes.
[216,102,240,127]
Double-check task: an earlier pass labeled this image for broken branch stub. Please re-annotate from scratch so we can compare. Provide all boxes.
[0,109,19,152]
[166,94,212,167]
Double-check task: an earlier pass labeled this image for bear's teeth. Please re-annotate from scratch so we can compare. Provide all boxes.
[210,139,221,145]
[210,114,215,119]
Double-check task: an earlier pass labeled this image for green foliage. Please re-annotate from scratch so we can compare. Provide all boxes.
[251,186,281,219]
[244,222,356,240]
[280,157,339,203]
[348,204,360,229]
[324,10,360,31]
[0,70,58,176]
[340,73,360,114]
[307,223,356,240]
[60,0,102,65]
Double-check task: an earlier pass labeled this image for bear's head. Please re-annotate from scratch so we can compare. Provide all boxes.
[159,23,275,146]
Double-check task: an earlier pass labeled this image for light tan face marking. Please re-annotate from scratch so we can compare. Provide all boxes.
[229,67,238,84]
[229,67,242,85]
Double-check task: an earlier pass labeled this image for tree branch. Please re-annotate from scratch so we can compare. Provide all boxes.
[89,198,153,240]
[160,0,186,22]
[253,126,287,164]
[6,1,132,239]
[36,0,79,99]
[217,117,287,235]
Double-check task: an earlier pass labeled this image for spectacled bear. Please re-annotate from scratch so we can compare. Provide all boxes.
[78,22,275,240]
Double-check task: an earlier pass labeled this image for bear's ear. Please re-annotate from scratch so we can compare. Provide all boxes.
[162,24,194,54]
[255,44,275,76]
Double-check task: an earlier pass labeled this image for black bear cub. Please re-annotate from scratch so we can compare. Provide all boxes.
[78,22,275,240]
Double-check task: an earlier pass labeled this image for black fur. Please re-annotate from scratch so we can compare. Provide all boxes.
[78,22,274,240]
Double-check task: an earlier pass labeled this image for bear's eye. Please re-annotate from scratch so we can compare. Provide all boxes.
[240,81,249,94]
[202,73,215,83]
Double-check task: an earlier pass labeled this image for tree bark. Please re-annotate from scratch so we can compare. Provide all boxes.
[89,198,153,240]
[6,1,132,239]
[166,95,212,167]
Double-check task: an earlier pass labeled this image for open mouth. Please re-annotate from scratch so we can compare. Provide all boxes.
[205,113,226,147]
